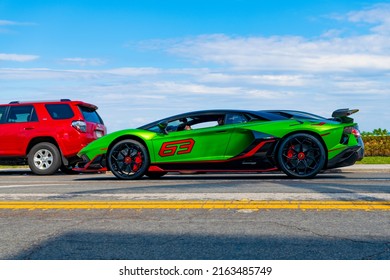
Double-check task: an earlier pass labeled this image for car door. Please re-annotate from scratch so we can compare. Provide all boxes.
[222,113,257,158]
[0,105,38,156]
[151,118,233,163]
[0,106,9,155]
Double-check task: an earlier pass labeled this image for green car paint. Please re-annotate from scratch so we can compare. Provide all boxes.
[75,109,364,179]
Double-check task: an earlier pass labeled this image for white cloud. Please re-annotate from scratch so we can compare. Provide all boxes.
[0,19,34,26]
[346,3,390,34]
[0,67,167,82]
[0,20,17,26]
[0,19,36,33]
[105,67,162,76]
[61,57,107,66]
[198,73,310,87]
[0,68,96,79]
[1,3,390,132]
[161,33,390,72]
[0,53,39,62]
[136,6,390,74]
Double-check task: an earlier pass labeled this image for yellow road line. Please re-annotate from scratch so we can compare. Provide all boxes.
[0,200,390,211]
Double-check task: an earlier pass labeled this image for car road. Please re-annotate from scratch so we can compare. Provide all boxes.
[0,168,389,259]
[0,167,389,202]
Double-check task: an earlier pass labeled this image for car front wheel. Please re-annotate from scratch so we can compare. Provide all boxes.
[277,133,326,179]
[107,139,149,180]
[28,142,62,175]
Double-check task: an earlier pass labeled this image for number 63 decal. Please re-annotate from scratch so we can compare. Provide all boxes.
[159,139,195,157]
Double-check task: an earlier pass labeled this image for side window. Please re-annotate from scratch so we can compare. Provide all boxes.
[167,119,185,132]
[147,118,193,133]
[6,105,37,123]
[45,104,74,119]
[0,106,7,123]
[225,113,248,125]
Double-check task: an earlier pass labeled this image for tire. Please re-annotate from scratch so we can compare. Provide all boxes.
[277,133,326,179]
[107,139,149,180]
[27,142,62,175]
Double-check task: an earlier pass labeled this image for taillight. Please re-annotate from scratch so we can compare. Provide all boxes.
[344,126,360,137]
[341,126,361,144]
[72,120,87,133]
[351,128,361,138]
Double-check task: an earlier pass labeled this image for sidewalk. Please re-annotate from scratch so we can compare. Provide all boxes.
[331,164,390,173]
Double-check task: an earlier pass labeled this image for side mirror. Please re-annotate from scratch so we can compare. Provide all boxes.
[158,121,168,135]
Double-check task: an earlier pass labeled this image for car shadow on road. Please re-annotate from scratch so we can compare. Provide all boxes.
[8,230,390,260]
[0,169,31,175]
[73,173,347,181]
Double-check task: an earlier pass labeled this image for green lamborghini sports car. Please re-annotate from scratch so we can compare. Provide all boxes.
[74,108,364,179]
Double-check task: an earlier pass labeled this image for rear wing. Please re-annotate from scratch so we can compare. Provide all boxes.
[331,108,359,123]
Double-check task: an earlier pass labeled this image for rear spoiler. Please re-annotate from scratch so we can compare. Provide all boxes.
[331,108,359,123]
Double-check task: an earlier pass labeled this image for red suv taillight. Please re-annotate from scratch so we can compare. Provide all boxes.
[72,120,87,133]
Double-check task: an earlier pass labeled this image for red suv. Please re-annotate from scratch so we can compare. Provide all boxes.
[0,99,106,175]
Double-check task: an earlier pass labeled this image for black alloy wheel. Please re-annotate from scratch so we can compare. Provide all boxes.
[277,133,326,179]
[107,139,149,180]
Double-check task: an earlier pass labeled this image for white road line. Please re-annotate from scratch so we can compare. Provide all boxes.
[0,184,67,189]
[0,192,390,201]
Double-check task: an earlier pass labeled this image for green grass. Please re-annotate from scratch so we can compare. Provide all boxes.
[0,165,29,169]
[357,156,390,164]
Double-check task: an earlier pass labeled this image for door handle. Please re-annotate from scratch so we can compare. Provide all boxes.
[24,127,35,130]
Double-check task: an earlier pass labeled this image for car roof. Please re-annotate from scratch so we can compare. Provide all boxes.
[5,99,98,110]
[263,110,328,120]
[138,109,288,129]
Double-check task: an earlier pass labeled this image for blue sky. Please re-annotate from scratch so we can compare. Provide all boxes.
[1,0,389,132]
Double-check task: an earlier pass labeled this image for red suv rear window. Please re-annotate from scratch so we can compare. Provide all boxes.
[79,106,104,124]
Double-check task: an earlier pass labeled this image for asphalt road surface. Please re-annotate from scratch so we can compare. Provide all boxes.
[0,169,389,260]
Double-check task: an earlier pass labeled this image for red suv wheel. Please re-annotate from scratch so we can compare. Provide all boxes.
[27,142,62,175]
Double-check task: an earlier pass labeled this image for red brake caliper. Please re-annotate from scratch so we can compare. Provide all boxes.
[133,152,143,171]
[287,145,295,159]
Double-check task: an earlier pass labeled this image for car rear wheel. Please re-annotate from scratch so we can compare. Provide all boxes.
[277,133,326,179]
[28,142,62,175]
[108,139,149,180]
